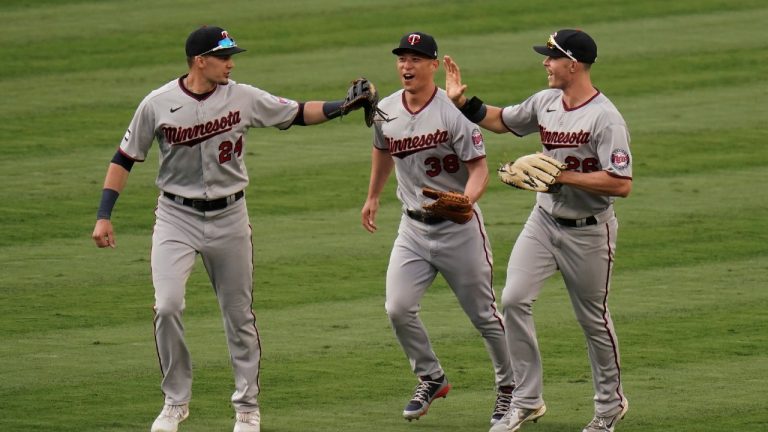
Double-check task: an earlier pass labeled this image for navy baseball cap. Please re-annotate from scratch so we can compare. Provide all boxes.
[392,32,438,59]
[185,26,246,57]
[533,29,597,63]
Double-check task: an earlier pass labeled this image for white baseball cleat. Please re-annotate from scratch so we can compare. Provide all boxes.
[150,404,189,432]
[582,402,629,432]
[234,409,261,432]
[488,404,546,432]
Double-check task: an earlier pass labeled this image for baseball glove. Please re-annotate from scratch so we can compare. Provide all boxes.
[421,187,474,224]
[498,153,567,193]
[340,77,382,127]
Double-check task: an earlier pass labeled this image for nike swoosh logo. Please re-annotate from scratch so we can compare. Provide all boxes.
[170,106,183,113]
[546,108,556,112]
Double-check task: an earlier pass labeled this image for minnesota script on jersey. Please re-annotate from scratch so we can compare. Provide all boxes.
[373,87,486,211]
[119,77,299,200]
[501,89,632,219]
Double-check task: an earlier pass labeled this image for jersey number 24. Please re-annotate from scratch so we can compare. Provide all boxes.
[218,136,244,164]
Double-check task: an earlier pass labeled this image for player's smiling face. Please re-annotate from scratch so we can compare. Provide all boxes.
[396,52,438,94]
[542,56,574,89]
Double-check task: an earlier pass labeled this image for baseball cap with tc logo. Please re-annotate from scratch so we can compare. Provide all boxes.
[533,29,597,63]
[185,25,246,58]
[392,31,438,59]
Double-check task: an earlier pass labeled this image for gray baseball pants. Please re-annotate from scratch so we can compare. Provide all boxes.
[385,211,514,387]
[151,196,260,411]
[502,205,626,416]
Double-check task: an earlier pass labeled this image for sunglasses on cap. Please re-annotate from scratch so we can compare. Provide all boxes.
[546,34,577,62]
[198,36,238,56]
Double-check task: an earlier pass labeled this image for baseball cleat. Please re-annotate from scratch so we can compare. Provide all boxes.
[402,376,452,421]
[150,404,189,432]
[582,402,628,432]
[488,404,546,432]
[490,386,515,425]
[233,409,261,432]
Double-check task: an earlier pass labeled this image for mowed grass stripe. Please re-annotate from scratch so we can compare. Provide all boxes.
[4,5,768,113]
[1,287,765,431]
[2,254,764,373]
[2,0,764,79]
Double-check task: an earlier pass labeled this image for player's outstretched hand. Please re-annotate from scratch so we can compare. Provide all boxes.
[92,219,116,248]
[341,78,381,127]
[443,55,467,107]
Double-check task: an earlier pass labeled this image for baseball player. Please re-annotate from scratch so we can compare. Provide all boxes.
[444,29,632,432]
[91,25,371,432]
[361,31,515,425]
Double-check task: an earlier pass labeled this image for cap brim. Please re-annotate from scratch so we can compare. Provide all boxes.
[392,47,436,59]
[208,47,247,57]
[533,45,566,58]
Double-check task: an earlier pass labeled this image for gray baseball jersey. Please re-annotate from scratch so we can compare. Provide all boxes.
[120,76,298,199]
[498,88,630,417]
[374,87,514,389]
[501,89,632,218]
[122,75,298,411]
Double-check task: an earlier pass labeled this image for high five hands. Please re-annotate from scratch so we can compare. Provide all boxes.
[443,56,467,107]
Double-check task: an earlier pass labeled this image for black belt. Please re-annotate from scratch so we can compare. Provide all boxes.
[405,209,446,225]
[163,190,244,212]
[554,215,598,227]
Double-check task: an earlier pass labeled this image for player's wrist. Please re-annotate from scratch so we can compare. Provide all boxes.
[97,188,119,220]
[322,100,345,120]
[458,96,487,123]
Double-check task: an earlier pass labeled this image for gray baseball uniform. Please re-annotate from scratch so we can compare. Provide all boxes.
[499,88,631,416]
[373,87,514,387]
[119,75,298,411]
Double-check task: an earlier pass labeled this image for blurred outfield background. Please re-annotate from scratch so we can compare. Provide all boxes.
[0,0,766,431]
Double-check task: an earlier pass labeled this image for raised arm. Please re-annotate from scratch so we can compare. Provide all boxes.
[443,55,510,134]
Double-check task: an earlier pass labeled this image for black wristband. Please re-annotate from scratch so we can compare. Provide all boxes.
[322,100,344,120]
[97,188,119,220]
[459,96,487,123]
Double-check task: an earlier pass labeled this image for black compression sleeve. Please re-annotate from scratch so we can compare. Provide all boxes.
[97,188,119,220]
[322,100,344,120]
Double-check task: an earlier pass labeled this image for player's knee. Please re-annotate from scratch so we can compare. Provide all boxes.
[385,301,416,325]
[154,296,185,317]
[500,284,533,313]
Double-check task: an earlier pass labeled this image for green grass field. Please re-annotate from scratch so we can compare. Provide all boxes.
[1,0,767,431]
